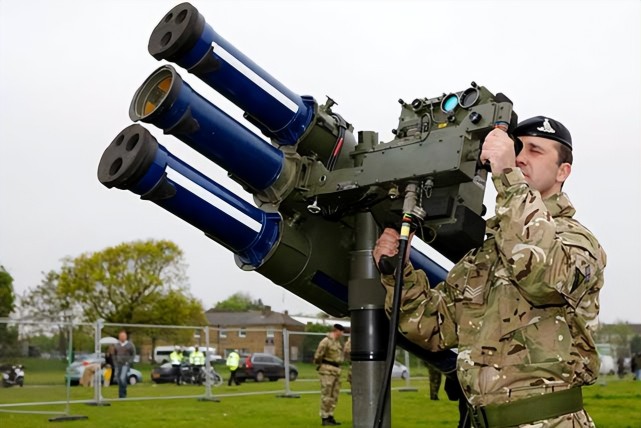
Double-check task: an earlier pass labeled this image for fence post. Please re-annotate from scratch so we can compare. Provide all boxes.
[48,320,89,422]
[87,319,110,406]
[398,349,417,392]
[277,328,300,398]
[198,326,219,402]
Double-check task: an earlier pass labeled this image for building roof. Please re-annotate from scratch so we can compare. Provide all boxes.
[291,316,350,329]
[205,307,304,328]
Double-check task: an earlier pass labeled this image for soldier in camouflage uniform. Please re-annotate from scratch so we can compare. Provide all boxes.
[314,323,345,426]
[427,364,442,400]
[374,116,606,428]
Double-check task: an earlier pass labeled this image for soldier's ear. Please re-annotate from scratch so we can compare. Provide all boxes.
[556,162,571,184]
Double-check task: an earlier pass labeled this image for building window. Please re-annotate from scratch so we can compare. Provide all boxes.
[239,328,246,338]
[219,328,227,338]
[266,329,275,338]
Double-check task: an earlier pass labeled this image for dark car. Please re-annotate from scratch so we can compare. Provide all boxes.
[151,362,223,386]
[236,353,298,382]
[150,362,176,384]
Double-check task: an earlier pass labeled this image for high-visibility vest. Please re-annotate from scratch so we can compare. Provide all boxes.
[226,352,240,370]
[170,351,183,365]
[190,350,205,365]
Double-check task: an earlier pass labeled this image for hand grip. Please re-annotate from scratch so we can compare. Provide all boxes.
[378,255,397,275]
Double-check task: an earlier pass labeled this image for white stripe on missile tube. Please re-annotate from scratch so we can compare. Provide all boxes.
[165,166,262,233]
[211,42,299,114]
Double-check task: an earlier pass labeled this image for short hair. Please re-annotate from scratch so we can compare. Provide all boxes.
[556,142,573,166]
[333,324,345,332]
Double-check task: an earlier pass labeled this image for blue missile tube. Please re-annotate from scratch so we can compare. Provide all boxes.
[147,2,315,145]
[129,65,284,192]
[97,124,279,267]
[410,250,449,288]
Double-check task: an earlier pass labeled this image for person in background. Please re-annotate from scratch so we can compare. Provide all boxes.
[170,345,184,385]
[105,344,115,386]
[616,356,625,379]
[427,365,442,401]
[226,349,241,386]
[189,345,205,380]
[313,323,345,426]
[113,329,136,399]
[633,353,641,380]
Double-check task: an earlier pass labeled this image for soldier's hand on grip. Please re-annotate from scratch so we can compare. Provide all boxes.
[374,228,414,274]
[373,228,400,265]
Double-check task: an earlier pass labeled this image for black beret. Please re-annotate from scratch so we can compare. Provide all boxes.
[513,116,572,150]
[333,324,345,331]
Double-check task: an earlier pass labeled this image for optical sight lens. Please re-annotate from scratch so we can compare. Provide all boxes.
[442,94,458,113]
[459,87,480,109]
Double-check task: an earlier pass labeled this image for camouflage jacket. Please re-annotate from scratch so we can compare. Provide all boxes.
[314,334,344,375]
[382,168,607,408]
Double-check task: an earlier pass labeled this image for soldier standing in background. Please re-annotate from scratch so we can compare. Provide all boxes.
[314,324,345,426]
[374,117,606,427]
[427,365,442,401]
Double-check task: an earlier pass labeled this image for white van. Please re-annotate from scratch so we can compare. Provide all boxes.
[153,346,176,364]
[597,343,615,375]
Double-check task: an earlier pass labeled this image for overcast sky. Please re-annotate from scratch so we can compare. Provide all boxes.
[1,0,639,324]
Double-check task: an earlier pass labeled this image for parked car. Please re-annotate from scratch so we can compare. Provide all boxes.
[391,361,409,379]
[150,362,177,384]
[65,358,142,386]
[236,353,298,382]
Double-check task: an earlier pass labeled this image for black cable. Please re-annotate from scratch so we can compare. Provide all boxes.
[374,221,411,428]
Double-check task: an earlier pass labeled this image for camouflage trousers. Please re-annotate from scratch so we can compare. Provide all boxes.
[515,410,595,428]
[428,367,442,400]
[319,372,341,418]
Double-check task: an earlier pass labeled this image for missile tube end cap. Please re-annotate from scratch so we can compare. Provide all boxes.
[97,124,158,190]
[148,2,205,62]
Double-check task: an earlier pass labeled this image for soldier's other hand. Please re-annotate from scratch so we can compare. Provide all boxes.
[373,228,400,265]
[480,128,516,173]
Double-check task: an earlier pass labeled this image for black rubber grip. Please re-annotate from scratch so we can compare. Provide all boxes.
[378,255,397,276]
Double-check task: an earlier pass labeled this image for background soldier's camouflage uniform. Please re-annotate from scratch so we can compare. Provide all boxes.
[382,168,607,428]
[428,365,442,400]
[314,334,344,419]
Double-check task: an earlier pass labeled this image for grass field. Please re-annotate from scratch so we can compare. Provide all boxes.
[0,362,639,428]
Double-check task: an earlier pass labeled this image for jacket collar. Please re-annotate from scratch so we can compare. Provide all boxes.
[486,192,576,233]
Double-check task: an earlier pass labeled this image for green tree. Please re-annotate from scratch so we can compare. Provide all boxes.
[20,270,77,321]
[302,322,333,363]
[596,322,634,358]
[0,267,18,354]
[133,289,208,353]
[20,270,89,355]
[57,239,188,324]
[0,267,15,317]
[213,292,265,311]
[631,335,641,355]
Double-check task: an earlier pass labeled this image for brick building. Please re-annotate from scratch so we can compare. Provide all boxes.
[205,306,306,361]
